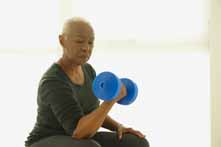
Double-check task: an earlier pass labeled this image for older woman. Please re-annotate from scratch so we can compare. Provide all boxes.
[25,17,149,147]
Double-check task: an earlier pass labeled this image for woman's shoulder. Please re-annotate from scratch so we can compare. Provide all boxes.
[38,63,71,89]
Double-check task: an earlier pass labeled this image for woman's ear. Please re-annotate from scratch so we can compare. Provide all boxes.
[59,35,65,48]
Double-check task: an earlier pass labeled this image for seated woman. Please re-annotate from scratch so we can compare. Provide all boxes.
[25,17,150,147]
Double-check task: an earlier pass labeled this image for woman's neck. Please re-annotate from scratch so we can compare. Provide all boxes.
[56,56,85,85]
[57,57,81,75]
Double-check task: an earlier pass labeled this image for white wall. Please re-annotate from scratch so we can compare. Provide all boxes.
[210,0,221,147]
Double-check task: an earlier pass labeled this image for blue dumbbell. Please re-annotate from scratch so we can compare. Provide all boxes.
[92,72,138,105]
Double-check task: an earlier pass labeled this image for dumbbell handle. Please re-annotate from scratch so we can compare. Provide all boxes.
[113,83,127,102]
[117,78,138,105]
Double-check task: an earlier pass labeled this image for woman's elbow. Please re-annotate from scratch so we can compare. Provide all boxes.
[72,130,93,139]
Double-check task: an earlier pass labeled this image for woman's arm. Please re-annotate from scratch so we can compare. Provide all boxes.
[72,101,115,139]
[102,115,122,132]
[102,115,146,140]
[72,85,127,139]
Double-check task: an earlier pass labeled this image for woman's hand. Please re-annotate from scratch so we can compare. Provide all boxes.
[117,124,146,140]
[113,84,127,102]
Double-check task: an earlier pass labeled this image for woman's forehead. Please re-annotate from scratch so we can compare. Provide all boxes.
[66,23,94,38]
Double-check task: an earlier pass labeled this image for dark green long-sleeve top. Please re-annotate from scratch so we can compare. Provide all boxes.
[25,63,100,147]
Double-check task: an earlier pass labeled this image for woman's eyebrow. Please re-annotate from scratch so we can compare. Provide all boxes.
[74,35,94,40]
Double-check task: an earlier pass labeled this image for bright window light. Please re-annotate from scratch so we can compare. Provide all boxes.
[0,0,59,51]
[71,0,208,43]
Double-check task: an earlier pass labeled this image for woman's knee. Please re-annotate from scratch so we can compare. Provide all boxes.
[122,133,150,147]
[139,137,150,147]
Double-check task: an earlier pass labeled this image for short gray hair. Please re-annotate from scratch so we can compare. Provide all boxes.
[61,17,92,35]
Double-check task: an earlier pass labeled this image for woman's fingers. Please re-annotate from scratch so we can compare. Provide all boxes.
[118,126,146,140]
[118,126,123,140]
[126,128,146,138]
[134,130,146,138]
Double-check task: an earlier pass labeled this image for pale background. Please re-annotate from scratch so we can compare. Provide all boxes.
[0,0,219,147]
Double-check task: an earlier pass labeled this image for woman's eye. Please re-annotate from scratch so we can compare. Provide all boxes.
[88,41,93,45]
[75,40,84,43]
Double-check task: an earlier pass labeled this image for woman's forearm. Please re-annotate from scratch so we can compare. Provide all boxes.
[102,115,121,131]
[72,101,115,139]
[72,84,127,139]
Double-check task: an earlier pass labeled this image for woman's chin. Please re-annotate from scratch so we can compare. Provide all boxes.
[78,58,89,65]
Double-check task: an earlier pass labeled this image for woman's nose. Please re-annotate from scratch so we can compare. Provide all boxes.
[82,44,90,51]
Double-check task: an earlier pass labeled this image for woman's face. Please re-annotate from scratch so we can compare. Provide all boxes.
[60,22,94,65]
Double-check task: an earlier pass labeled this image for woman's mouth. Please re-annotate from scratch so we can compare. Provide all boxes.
[79,54,89,60]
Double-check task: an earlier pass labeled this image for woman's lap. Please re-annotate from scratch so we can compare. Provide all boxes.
[92,131,149,147]
[29,131,149,147]
[29,135,101,147]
